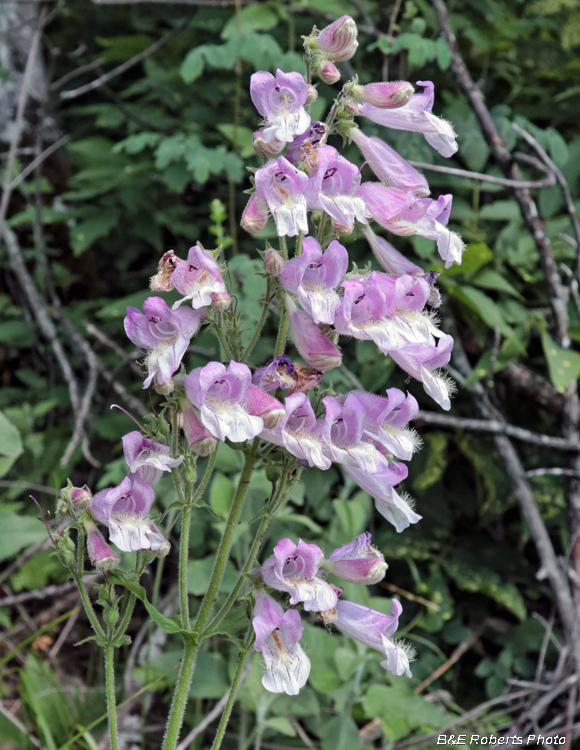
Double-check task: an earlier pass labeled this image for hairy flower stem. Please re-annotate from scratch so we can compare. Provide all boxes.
[296,230,304,258]
[209,627,254,750]
[179,505,192,630]
[241,277,273,364]
[162,442,259,750]
[274,309,290,357]
[213,314,235,360]
[74,531,105,641]
[105,644,119,750]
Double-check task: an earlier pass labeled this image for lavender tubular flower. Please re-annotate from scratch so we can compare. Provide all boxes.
[255,157,308,238]
[351,128,430,198]
[124,297,205,389]
[325,532,388,585]
[354,388,421,461]
[250,69,310,144]
[286,295,342,372]
[390,335,456,411]
[363,226,424,276]
[122,431,183,487]
[355,81,414,109]
[261,538,338,611]
[359,80,458,158]
[252,355,295,392]
[171,245,227,309]
[181,402,218,456]
[91,477,166,552]
[318,61,341,85]
[305,146,367,229]
[279,237,348,325]
[86,526,121,571]
[241,193,270,234]
[252,596,311,695]
[184,361,275,442]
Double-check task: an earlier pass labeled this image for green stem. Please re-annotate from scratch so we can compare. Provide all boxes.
[279,235,288,261]
[317,211,329,245]
[213,315,234,361]
[193,442,260,636]
[161,637,199,750]
[192,450,218,506]
[105,644,119,750]
[209,629,254,750]
[295,230,304,258]
[179,505,192,630]
[75,532,105,641]
[275,310,289,357]
[241,278,273,364]
[113,593,136,642]
[204,466,295,637]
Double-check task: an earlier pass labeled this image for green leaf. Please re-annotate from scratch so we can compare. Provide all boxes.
[113,131,163,155]
[216,124,255,158]
[187,554,238,596]
[442,281,514,339]
[96,289,152,318]
[322,715,361,750]
[443,560,526,620]
[221,4,279,39]
[362,685,447,741]
[97,34,153,61]
[108,573,184,633]
[70,212,118,255]
[263,717,297,737]
[440,242,492,276]
[480,200,521,220]
[0,410,23,476]
[202,604,248,644]
[413,432,448,491]
[540,329,580,393]
[471,268,524,299]
[435,37,451,70]
[209,472,235,518]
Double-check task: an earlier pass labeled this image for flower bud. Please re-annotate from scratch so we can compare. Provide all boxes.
[325,532,388,585]
[182,402,218,456]
[70,487,92,510]
[155,380,174,396]
[317,15,358,61]
[211,291,232,311]
[87,528,121,571]
[318,61,341,85]
[306,85,318,105]
[286,295,342,372]
[356,81,414,109]
[263,247,285,277]
[243,385,285,429]
[253,129,285,158]
[332,219,354,237]
[241,194,269,234]
[150,250,182,292]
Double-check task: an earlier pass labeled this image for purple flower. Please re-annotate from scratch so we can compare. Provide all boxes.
[325,532,388,585]
[319,394,386,473]
[183,361,282,442]
[122,431,183,487]
[279,237,348,325]
[255,157,308,238]
[318,61,341,84]
[354,388,421,461]
[241,193,270,234]
[381,638,414,678]
[390,335,455,411]
[124,297,205,389]
[86,526,121,571]
[305,145,367,229]
[324,598,402,651]
[263,247,285,277]
[253,356,295,392]
[261,538,338,612]
[171,245,227,309]
[261,392,331,470]
[243,385,286,429]
[363,226,424,276]
[316,15,358,61]
[286,295,342,372]
[343,462,421,533]
[351,129,429,198]
[359,81,458,158]
[250,69,310,144]
[91,477,166,552]
[181,402,218,456]
[252,595,310,695]
[355,182,417,226]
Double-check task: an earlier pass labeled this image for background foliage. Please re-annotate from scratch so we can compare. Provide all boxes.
[1,0,579,748]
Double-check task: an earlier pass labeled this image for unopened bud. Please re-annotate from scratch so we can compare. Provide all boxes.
[318,61,341,85]
[243,385,285,429]
[182,403,218,456]
[211,291,232,311]
[70,487,92,510]
[317,15,358,61]
[306,85,318,105]
[150,250,182,292]
[155,380,174,396]
[325,532,388,585]
[253,129,285,158]
[356,81,414,109]
[332,219,354,236]
[241,194,269,234]
[263,247,285,277]
[87,528,121,571]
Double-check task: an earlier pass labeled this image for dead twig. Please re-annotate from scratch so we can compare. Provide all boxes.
[407,159,556,190]
[414,625,485,695]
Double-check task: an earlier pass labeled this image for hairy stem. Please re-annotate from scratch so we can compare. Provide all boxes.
[75,532,105,641]
[179,505,192,630]
[161,637,199,750]
[241,277,273,364]
[105,644,119,750]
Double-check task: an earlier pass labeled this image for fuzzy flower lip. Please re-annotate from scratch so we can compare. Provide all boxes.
[279,237,348,325]
[124,296,205,389]
[354,388,421,461]
[255,157,309,238]
[252,596,310,695]
[359,80,458,158]
[122,431,183,487]
[331,598,402,652]
[261,538,338,612]
[91,477,166,552]
[171,245,227,309]
[250,69,311,144]
[183,360,266,443]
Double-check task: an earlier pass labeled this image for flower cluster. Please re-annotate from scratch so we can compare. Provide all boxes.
[252,534,413,695]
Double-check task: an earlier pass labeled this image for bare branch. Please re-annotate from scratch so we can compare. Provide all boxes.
[408,159,556,189]
[8,134,69,190]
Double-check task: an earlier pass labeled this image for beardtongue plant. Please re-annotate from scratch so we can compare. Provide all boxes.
[53,14,464,750]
